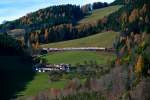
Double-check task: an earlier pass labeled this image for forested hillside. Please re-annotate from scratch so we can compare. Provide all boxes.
[107,0,150,70]
[107,0,150,32]
[30,5,120,48]
[104,0,150,99]
[0,3,111,48]
[0,5,83,31]
[0,2,110,32]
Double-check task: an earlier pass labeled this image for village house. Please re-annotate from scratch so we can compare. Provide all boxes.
[33,63,70,72]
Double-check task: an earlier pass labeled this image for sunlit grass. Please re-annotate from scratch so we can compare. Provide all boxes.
[41,31,118,48]
[41,51,115,65]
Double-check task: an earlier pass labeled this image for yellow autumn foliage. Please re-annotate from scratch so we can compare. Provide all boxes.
[140,41,145,48]
[44,29,48,42]
[135,55,144,74]
[35,41,39,49]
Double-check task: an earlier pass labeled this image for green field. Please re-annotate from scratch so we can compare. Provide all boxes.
[17,73,68,97]
[41,31,118,48]
[41,51,115,65]
[17,52,115,97]
[17,73,86,98]
[79,5,122,24]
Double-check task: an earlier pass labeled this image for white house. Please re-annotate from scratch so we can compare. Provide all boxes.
[34,64,70,72]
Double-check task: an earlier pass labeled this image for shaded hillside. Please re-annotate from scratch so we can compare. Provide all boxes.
[0,34,34,100]
[0,33,23,55]
[0,56,34,100]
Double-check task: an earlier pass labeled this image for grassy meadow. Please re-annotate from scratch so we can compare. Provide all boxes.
[17,51,115,98]
[41,31,118,48]
[17,73,68,97]
[40,51,115,65]
[78,5,122,24]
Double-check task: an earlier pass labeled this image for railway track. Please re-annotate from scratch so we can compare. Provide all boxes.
[41,47,115,52]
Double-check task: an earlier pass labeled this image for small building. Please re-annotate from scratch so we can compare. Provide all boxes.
[33,64,70,72]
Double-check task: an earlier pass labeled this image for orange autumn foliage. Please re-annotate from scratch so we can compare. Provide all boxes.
[115,58,121,65]
[129,9,139,23]
[135,55,144,74]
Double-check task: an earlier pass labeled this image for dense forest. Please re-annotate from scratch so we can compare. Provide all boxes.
[106,0,150,68]
[107,0,150,99]
[107,0,150,32]
[0,5,83,31]
[0,33,22,55]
